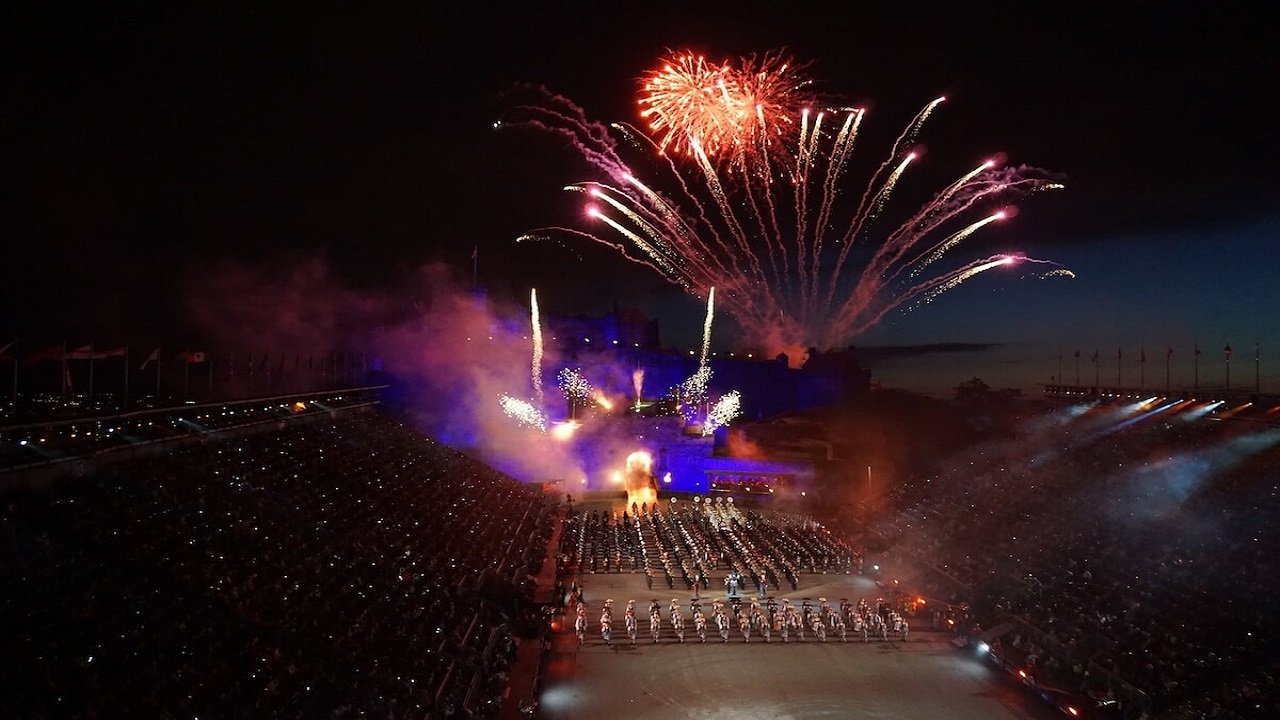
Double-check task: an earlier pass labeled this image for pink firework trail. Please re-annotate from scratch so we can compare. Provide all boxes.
[505,51,1070,358]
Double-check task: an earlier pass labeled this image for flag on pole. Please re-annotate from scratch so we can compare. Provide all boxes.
[1194,344,1202,356]
[139,347,160,370]
[0,340,15,361]
[1091,350,1099,363]
[1166,347,1173,358]
[1140,348,1146,363]
[67,344,95,360]
[177,351,208,363]
[93,345,128,359]
[1224,344,1233,357]
[23,343,65,364]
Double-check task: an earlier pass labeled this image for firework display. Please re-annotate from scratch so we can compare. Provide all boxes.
[703,390,743,436]
[507,50,1071,357]
[499,393,547,431]
[558,368,592,404]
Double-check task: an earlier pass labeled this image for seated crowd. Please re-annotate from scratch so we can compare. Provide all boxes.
[0,409,554,719]
[870,403,1280,719]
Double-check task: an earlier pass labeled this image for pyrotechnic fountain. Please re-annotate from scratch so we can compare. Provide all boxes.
[558,367,590,419]
[699,286,714,366]
[497,288,551,432]
[631,369,644,409]
[620,450,658,509]
[505,50,1073,359]
[530,288,543,405]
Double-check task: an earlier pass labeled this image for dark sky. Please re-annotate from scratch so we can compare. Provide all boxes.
[4,2,1278,394]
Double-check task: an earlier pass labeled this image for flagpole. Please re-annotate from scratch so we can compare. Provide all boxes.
[60,340,67,402]
[1225,345,1232,389]
[123,345,130,411]
[1194,344,1200,394]
[1257,342,1262,393]
[10,340,18,414]
[156,345,162,403]
[183,350,191,401]
[88,342,96,409]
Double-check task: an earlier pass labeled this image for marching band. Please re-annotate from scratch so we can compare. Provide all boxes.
[571,594,911,646]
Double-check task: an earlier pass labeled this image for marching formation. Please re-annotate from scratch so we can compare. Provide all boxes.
[574,595,909,646]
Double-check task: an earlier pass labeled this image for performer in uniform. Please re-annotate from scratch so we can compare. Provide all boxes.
[624,603,638,644]
[575,603,588,645]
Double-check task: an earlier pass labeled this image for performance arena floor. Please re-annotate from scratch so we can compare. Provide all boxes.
[535,560,1066,719]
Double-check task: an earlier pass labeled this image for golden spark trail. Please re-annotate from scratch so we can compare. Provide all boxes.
[700,287,715,366]
[793,109,823,313]
[808,109,864,314]
[530,288,543,406]
[591,212,681,278]
[912,255,1017,307]
[828,173,1053,343]
[844,97,944,242]
[842,255,1025,335]
[618,175,725,278]
[937,159,996,205]
[583,188,683,277]
[690,138,778,309]
[908,211,1006,278]
[874,152,916,215]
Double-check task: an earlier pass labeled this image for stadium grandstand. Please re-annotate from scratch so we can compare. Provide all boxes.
[2,390,555,718]
[3,385,1278,719]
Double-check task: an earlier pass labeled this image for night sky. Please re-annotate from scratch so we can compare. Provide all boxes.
[4,3,1278,396]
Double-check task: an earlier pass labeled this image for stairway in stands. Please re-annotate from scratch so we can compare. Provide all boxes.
[639,517,663,579]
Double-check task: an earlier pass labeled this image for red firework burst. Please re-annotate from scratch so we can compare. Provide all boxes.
[638,50,813,169]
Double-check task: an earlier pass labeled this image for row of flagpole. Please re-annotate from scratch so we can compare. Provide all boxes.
[0,341,159,411]
[1056,343,1261,393]
[0,341,372,416]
